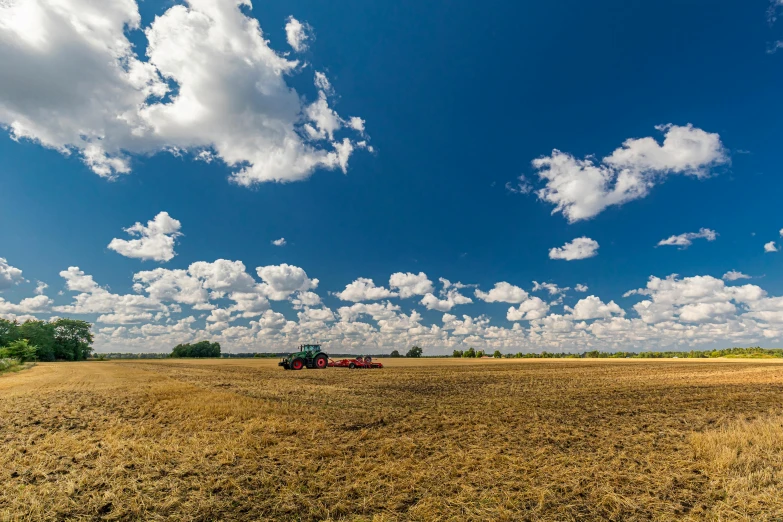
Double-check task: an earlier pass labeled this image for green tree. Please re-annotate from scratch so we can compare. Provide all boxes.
[476,350,485,358]
[390,349,401,358]
[406,346,423,358]
[18,320,56,361]
[463,347,476,358]
[53,319,94,361]
[4,339,37,362]
[493,350,502,358]
[0,318,19,347]
[171,341,221,358]
[452,349,463,358]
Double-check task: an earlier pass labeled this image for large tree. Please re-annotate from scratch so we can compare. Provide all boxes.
[53,319,94,361]
[18,320,56,361]
[0,319,19,347]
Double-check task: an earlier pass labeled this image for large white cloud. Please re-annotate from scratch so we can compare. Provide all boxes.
[0,0,367,184]
[549,237,599,260]
[533,125,728,222]
[657,228,717,249]
[0,258,24,291]
[108,212,182,262]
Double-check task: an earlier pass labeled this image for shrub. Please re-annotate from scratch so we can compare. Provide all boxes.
[4,339,37,362]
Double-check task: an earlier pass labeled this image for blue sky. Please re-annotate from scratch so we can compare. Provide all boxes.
[1,0,783,353]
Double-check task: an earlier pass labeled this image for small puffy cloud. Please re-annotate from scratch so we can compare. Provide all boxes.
[475,282,529,303]
[133,268,210,307]
[256,264,318,300]
[291,291,322,310]
[108,212,182,262]
[420,289,473,312]
[272,238,286,246]
[765,241,779,253]
[566,296,625,320]
[657,228,717,249]
[549,237,599,261]
[505,175,533,195]
[507,297,550,321]
[389,272,434,298]
[575,284,589,292]
[723,271,751,281]
[190,260,256,293]
[285,16,311,52]
[334,278,397,302]
[534,124,728,222]
[97,312,154,324]
[338,301,400,323]
[348,117,365,133]
[532,281,570,295]
[0,258,24,291]
[34,281,48,295]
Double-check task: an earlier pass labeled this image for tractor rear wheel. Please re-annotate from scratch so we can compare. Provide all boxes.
[314,354,328,369]
[291,358,305,370]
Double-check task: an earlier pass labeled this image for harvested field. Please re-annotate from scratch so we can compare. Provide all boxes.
[2,359,783,521]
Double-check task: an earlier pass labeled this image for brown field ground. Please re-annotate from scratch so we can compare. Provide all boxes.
[2,358,783,521]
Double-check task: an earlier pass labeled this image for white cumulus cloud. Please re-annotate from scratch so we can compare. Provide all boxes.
[285,16,311,52]
[108,212,182,262]
[765,241,779,253]
[549,237,599,260]
[723,270,751,281]
[0,258,24,291]
[389,272,434,299]
[533,124,728,222]
[0,0,367,185]
[334,278,397,302]
[657,228,717,249]
[272,238,286,247]
[475,282,529,303]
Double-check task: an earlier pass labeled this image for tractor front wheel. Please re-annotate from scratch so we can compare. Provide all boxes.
[291,358,305,370]
[314,354,328,369]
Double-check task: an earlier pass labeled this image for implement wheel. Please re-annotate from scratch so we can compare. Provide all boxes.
[349,362,356,369]
[291,358,304,371]
[314,354,328,369]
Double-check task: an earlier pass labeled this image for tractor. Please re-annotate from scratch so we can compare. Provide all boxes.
[279,344,329,370]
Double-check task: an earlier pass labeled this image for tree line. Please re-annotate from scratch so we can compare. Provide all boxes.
[171,341,221,358]
[0,318,93,362]
[450,346,783,359]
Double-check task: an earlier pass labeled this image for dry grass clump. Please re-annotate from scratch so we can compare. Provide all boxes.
[2,358,783,520]
[691,415,783,521]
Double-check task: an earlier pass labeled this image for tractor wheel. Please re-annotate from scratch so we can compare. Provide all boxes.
[349,362,356,369]
[291,358,305,371]
[314,354,328,369]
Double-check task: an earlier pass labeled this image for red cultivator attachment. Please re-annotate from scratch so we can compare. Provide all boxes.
[328,355,383,369]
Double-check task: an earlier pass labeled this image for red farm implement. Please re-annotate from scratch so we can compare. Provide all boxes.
[328,356,383,369]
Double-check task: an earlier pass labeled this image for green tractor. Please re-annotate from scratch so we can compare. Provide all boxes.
[279,344,329,370]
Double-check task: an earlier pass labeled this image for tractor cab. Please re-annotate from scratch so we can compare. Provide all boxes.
[279,344,329,370]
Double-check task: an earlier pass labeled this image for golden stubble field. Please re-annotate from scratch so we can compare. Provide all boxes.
[2,358,783,521]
